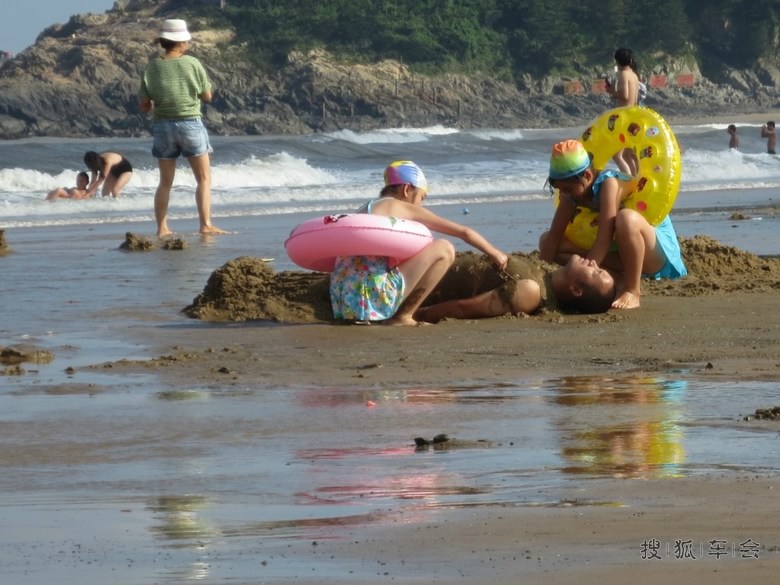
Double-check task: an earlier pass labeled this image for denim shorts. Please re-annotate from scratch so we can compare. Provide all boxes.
[151,118,212,159]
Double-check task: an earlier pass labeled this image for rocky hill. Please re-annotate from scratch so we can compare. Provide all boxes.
[2,2,780,139]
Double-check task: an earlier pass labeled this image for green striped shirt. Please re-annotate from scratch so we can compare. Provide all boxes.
[139,55,212,120]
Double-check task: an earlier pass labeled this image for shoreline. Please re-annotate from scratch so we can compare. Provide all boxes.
[667,109,780,126]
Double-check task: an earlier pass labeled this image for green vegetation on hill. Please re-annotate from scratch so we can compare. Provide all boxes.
[194,0,780,78]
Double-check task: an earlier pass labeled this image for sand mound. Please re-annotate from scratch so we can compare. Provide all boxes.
[183,236,780,323]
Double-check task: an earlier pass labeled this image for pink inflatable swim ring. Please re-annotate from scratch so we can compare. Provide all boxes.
[285,213,434,272]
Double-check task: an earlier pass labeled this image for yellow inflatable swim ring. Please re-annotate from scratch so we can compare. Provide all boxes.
[561,106,682,250]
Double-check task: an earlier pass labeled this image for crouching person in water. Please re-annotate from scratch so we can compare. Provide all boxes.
[329,161,508,326]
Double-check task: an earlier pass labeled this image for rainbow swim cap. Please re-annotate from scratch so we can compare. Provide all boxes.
[384,161,428,193]
[548,139,591,180]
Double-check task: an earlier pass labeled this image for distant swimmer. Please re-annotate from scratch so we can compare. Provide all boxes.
[83,150,133,197]
[727,124,739,149]
[46,171,97,200]
[761,121,776,154]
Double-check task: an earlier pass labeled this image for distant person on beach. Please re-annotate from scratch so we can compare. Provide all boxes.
[538,139,687,309]
[727,124,739,149]
[83,151,133,198]
[605,47,640,175]
[45,171,97,200]
[761,121,776,154]
[329,160,509,326]
[138,18,225,237]
[630,60,647,106]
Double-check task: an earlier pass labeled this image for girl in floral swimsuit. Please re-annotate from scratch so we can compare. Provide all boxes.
[329,161,508,326]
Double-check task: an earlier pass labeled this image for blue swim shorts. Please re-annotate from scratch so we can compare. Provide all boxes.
[646,216,688,280]
[152,118,212,159]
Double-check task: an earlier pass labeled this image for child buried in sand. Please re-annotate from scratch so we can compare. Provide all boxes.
[415,251,617,323]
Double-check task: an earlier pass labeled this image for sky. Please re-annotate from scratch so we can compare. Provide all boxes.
[2,0,116,54]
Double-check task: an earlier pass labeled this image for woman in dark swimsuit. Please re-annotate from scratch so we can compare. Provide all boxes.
[83,151,133,197]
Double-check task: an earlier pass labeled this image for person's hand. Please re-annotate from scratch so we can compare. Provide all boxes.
[491,251,508,272]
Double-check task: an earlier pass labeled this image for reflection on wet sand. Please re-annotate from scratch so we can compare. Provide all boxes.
[147,495,217,542]
[3,371,778,584]
[550,375,686,478]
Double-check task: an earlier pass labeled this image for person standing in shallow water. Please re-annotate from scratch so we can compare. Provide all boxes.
[761,121,776,155]
[138,18,225,237]
[727,124,739,149]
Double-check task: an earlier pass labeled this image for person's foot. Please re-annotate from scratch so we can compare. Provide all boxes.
[612,290,640,309]
[200,224,227,235]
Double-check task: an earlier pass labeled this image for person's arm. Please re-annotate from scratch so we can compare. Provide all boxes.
[200,89,212,103]
[390,202,508,270]
[139,96,153,113]
[612,70,631,105]
[587,177,621,265]
[83,179,102,198]
[86,172,101,190]
[539,198,576,263]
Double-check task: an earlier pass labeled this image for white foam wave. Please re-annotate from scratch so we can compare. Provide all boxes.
[465,128,526,141]
[681,147,780,184]
[322,125,460,144]
[0,151,340,194]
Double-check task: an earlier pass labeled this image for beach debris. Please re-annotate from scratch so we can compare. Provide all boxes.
[743,406,780,421]
[414,433,496,450]
[120,232,155,251]
[0,345,54,366]
[161,237,189,250]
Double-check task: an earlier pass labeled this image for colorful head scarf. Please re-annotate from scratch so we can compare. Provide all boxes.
[548,139,591,180]
[383,161,428,193]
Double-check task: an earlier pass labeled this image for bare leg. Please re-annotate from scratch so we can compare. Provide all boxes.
[611,209,666,309]
[155,159,177,237]
[416,279,541,323]
[613,149,639,176]
[385,239,456,326]
[102,176,116,197]
[110,172,132,198]
[187,153,226,235]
